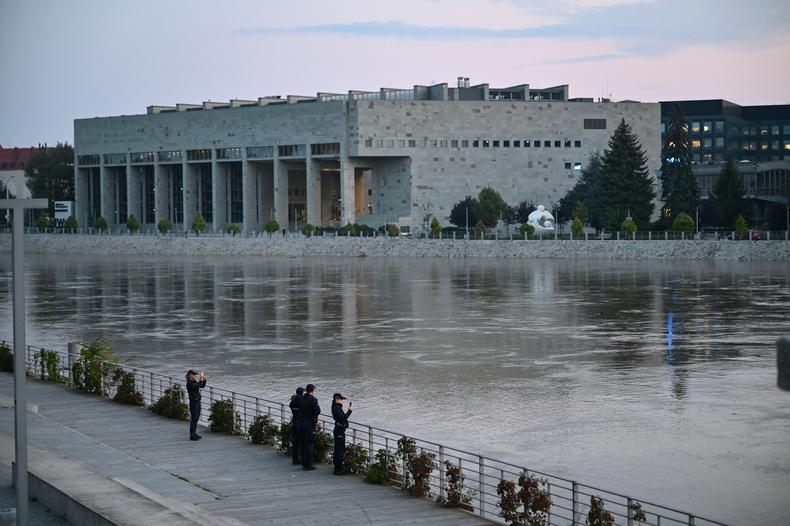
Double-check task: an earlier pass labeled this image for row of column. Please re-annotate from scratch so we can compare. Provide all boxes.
[78,150,360,232]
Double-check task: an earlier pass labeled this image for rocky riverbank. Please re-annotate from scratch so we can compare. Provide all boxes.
[2,233,789,261]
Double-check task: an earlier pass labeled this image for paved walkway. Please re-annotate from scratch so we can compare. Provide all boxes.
[0,373,489,525]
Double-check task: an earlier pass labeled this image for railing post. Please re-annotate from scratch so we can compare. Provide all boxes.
[665,231,668,241]
[616,231,620,241]
[255,398,260,417]
[628,497,635,526]
[648,231,652,241]
[280,403,285,427]
[688,515,695,526]
[149,372,154,405]
[209,386,215,406]
[585,232,588,241]
[438,446,445,502]
[546,482,552,525]
[572,481,579,525]
[478,457,484,517]
[368,426,374,465]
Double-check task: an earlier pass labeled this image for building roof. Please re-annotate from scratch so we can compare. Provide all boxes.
[660,99,790,120]
[0,146,45,171]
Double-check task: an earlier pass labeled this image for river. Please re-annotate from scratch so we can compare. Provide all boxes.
[1,255,788,525]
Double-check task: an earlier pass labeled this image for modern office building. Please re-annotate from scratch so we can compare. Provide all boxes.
[0,145,42,199]
[660,100,790,164]
[74,79,660,232]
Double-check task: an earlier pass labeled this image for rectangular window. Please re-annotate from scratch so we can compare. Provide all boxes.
[554,140,562,148]
[692,153,700,162]
[574,140,581,148]
[760,126,769,136]
[703,121,712,134]
[311,143,340,155]
[375,139,383,148]
[158,150,182,162]
[450,140,458,148]
[397,140,406,148]
[482,140,490,147]
[771,125,780,135]
[784,125,790,134]
[533,141,540,148]
[130,152,155,163]
[78,154,100,166]
[772,141,780,150]
[544,140,551,148]
[574,162,582,170]
[703,153,713,163]
[187,149,211,161]
[715,120,724,133]
[564,140,571,147]
[473,140,479,147]
[691,139,701,149]
[440,140,448,148]
[691,121,701,133]
[514,140,520,147]
[784,140,790,151]
[703,137,712,149]
[103,153,126,165]
[247,146,273,159]
[215,147,242,160]
[492,140,500,147]
[660,122,666,134]
[524,140,531,147]
[742,127,750,136]
[278,144,306,157]
[364,138,373,147]
[583,119,606,130]
[761,143,769,151]
[715,137,724,148]
[503,140,510,148]
[564,162,572,169]
[409,140,417,147]
[750,127,757,136]
[386,139,394,148]
[460,140,468,148]
[750,141,757,151]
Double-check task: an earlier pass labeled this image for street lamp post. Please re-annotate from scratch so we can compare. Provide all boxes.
[0,197,48,526]
[465,207,469,239]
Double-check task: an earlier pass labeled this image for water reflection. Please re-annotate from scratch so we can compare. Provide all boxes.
[1,255,789,524]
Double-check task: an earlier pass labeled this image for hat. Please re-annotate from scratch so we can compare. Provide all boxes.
[296,387,305,395]
[306,384,316,392]
[333,393,346,400]
[187,369,197,376]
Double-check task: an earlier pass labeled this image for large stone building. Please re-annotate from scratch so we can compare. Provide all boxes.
[74,79,661,232]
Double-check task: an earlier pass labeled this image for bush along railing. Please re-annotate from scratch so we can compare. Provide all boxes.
[8,341,730,526]
[0,343,12,372]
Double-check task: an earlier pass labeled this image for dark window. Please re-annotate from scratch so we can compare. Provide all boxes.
[534,141,541,148]
[461,140,469,147]
[483,140,490,147]
[544,141,551,147]
[524,140,530,147]
[564,140,571,147]
[493,140,500,147]
[574,140,582,148]
[583,119,606,130]
[514,140,520,147]
[409,140,417,147]
[473,140,479,147]
[503,140,510,147]
[564,162,572,169]
[311,143,340,156]
[451,140,458,148]
[554,140,561,148]
[187,149,211,161]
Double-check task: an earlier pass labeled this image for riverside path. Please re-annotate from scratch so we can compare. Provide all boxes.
[0,372,489,525]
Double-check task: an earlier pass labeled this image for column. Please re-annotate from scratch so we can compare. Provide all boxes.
[74,165,89,229]
[273,151,288,229]
[305,154,321,226]
[127,162,141,226]
[154,163,168,225]
[99,163,115,225]
[211,153,228,232]
[182,158,197,231]
[241,153,256,233]
[340,156,356,226]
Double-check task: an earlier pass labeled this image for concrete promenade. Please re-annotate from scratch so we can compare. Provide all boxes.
[2,232,789,261]
[0,373,488,525]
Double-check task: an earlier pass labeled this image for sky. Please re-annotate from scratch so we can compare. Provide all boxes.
[1,0,789,146]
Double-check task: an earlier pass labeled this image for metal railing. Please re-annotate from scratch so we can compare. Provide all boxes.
[7,340,728,526]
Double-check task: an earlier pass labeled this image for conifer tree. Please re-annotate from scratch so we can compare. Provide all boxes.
[598,119,656,230]
[712,160,747,229]
[661,104,699,219]
[558,153,603,230]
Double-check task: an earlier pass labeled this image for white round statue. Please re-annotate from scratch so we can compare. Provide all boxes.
[527,205,555,236]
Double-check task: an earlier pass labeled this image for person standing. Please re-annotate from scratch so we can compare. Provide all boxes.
[289,387,305,465]
[331,393,352,475]
[299,384,320,471]
[186,370,207,441]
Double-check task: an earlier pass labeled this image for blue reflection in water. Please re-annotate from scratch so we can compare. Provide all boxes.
[667,311,674,362]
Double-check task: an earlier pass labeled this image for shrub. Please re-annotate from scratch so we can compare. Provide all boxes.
[440,460,474,511]
[343,443,369,475]
[386,224,400,237]
[158,218,173,234]
[430,217,441,237]
[70,339,114,395]
[473,221,487,237]
[571,217,584,237]
[111,368,144,406]
[301,223,316,237]
[95,216,108,232]
[208,399,242,435]
[225,223,240,236]
[365,448,399,486]
[36,215,51,231]
[264,219,280,235]
[621,218,637,233]
[0,343,13,372]
[587,496,615,526]
[192,214,207,235]
[127,214,140,233]
[248,415,279,445]
[496,473,551,526]
[629,501,647,524]
[279,420,294,455]
[64,216,78,230]
[344,222,356,236]
[313,423,333,463]
[397,436,436,498]
[672,212,695,233]
[150,384,189,420]
[37,349,61,381]
[735,214,748,234]
[519,223,535,236]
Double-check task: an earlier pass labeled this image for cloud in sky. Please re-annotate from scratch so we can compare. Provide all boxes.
[240,0,790,57]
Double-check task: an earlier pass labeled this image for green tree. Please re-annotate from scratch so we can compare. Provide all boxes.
[712,160,748,229]
[35,215,51,231]
[558,153,604,230]
[519,223,535,236]
[24,143,74,217]
[621,218,637,233]
[572,200,589,224]
[474,186,507,228]
[671,212,695,233]
[64,216,78,230]
[660,104,698,221]
[501,205,519,234]
[430,216,441,237]
[192,213,207,235]
[263,218,280,235]
[94,216,108,232]
[127,214,140,233]
[386,223,400,237]
[571,217,584,237]
[515,200,536,224]
[344,222,356,236]
[735,214,748,234]
[599,120,656,231]
[225,223,240,236]
[449,196,479,230]
[158,218,173,234]
[301,223,316,237]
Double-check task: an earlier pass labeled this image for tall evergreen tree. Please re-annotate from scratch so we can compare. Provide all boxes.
[474,186,508,228]
[24,143,75,217]
[558,152,604,230]
[712,160,747,229]
[598,119,656,230]
[661,104,699,218]
[449,195,479,230]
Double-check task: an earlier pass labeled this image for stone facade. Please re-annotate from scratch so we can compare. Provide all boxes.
[73,83,660,234]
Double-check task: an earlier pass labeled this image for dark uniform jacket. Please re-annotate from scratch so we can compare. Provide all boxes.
[332,404,352,430]
[289,394,302,422]
[186,378,206,403]
[299,393,321,425]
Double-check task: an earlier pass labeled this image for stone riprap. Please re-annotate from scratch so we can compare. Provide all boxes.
[2,234,788,261]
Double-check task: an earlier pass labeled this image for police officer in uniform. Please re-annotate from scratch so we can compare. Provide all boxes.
[299,384,320,471]
[331,393,352,475]
[288,387,305,465]
[186,370,207,441]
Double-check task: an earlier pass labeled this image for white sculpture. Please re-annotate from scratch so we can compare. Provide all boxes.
[527,205,555,236]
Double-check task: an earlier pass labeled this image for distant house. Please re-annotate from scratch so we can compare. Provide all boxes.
[0,145,48,198]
